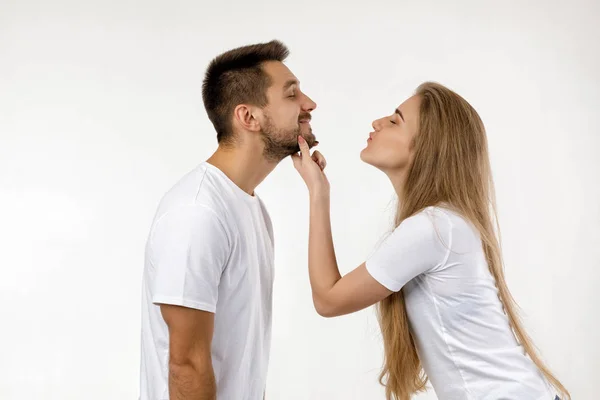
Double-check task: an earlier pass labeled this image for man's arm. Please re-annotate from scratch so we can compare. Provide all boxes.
[160,304,216,400]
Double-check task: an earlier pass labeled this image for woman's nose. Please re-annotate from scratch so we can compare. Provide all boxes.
[372,119,381,131]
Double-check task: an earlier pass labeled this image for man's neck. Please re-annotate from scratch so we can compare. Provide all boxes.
[206,145,279,196]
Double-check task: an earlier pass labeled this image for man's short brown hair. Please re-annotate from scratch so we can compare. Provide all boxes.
[202,40,289,146]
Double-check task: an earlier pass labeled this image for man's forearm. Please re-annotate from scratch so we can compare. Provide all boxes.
[169,362,216,400]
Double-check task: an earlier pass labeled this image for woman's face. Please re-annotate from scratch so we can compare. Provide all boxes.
[360,95,421,173]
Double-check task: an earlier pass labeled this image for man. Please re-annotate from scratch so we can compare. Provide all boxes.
[139,40,320,399]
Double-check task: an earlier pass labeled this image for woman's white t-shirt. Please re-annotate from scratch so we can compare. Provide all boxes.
[366,206,554,400]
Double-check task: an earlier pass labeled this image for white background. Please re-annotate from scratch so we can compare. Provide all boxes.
[1,0,599,399]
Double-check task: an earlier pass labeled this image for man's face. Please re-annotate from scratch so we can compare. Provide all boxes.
[259,61,317,161]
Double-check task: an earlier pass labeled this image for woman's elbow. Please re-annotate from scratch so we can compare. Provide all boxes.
[313,296,338,318]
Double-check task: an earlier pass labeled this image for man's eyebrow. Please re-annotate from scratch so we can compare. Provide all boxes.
[283,79,299,91]
[395,108,405,121]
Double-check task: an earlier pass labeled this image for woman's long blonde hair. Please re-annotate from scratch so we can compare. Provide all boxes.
[377,82,569,400]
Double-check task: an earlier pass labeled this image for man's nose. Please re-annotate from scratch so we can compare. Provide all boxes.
[302,93,317,112]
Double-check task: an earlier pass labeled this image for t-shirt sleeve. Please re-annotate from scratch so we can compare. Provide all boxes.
[149,205,231,313]
[365,210,451,292]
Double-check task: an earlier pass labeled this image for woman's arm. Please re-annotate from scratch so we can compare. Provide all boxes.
[308,193,392,317]
[293,137,393,317]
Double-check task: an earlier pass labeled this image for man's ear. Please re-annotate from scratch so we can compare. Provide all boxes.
[233,104,261,132]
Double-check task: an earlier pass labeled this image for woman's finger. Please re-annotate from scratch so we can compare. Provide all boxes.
[291,152,302,170]
[298,136,311,160]
[312,150,327,170]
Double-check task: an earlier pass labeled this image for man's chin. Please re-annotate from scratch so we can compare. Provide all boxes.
[301,132,317,148]
[284,136,315,157]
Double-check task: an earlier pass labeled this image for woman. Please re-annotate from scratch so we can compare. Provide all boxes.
[292,82,569,400]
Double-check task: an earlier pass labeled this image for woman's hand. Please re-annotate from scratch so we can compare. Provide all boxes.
[291,136,329,197]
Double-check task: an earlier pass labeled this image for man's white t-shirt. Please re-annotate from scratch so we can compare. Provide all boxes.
[366,206,555,400]
[139,162,274,400]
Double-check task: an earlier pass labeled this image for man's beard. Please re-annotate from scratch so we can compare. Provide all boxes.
[260,113,316,162]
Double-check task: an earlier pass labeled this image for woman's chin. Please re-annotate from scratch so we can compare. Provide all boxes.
[359,148,373,165]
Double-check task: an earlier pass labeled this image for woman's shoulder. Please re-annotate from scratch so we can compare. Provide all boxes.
[421,205,472,226]
[404,205,479,241]
[391,207,454,246]
[405,205,454,229]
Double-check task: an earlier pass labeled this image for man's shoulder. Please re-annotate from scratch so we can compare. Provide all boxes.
[146,167,231,236]
[158,163,234,214]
